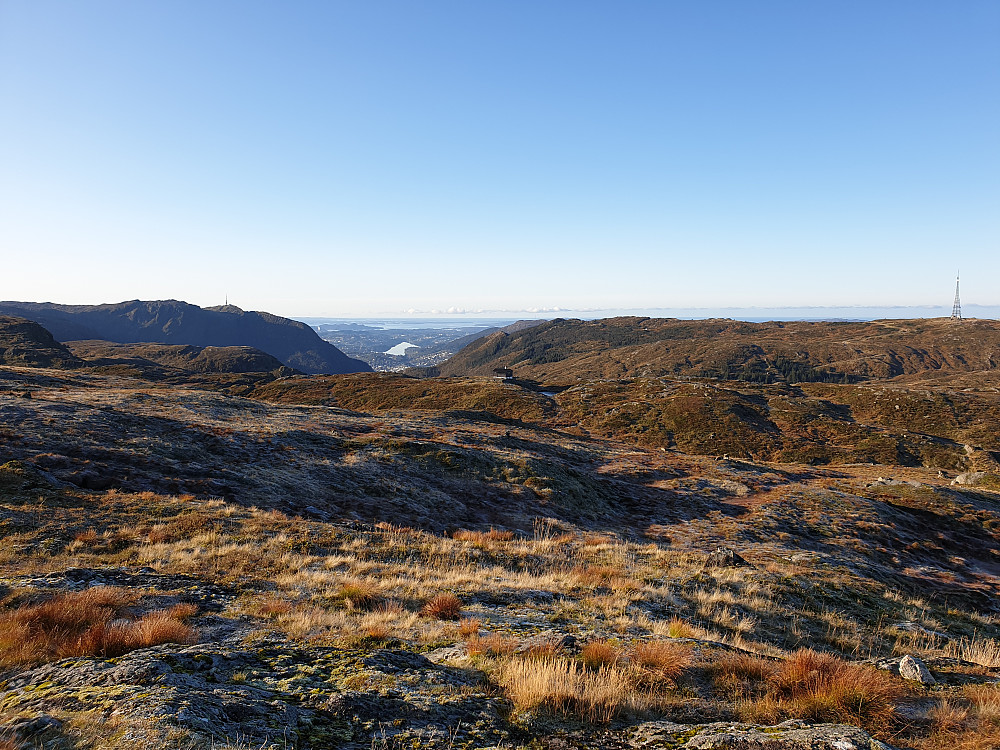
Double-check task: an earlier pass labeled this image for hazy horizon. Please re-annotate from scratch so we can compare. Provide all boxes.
[2,2,997,316]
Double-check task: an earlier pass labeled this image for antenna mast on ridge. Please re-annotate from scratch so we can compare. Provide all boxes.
[951,273,962,320]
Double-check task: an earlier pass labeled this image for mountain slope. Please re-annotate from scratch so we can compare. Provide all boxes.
[0,300,371,374]
[0,315,84,369]
[436,316,1000,382]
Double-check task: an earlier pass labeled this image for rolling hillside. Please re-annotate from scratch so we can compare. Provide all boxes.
[434,316,1000,383]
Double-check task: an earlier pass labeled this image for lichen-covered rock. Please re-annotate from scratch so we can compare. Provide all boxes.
[629,719,897,749]
[0,635,510,750]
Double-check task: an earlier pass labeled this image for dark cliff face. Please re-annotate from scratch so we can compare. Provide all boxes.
[0,316,85,369]
[0,300,371,375]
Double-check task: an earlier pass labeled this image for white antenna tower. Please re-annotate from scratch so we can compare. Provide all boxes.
[951,273,962,320]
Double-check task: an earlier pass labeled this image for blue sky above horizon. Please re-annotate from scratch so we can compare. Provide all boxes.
[2,1,997,317]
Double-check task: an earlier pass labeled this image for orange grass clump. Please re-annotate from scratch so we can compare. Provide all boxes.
[0,587,197,667]
[761,649,902,732]
[631,640,692,683]
[579,640,621,670]
[421,593,462,620]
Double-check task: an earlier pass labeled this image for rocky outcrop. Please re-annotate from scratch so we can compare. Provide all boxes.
[0,316,83,369]
[0,636,899,750]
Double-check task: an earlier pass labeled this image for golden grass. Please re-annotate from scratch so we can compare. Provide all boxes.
[452,528,514,543]
[661,616,699,639]
[337,582,380,611]
[458,617,481,638]
[496,656,633,723]
[0,588,197,666]
[948,636,1000,668]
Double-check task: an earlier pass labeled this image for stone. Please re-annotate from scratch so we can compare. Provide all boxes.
[703,547,751,570]
[898,654,935,685]
[951,471,986,486]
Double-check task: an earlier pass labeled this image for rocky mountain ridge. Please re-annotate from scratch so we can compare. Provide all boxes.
[0,300,370,375]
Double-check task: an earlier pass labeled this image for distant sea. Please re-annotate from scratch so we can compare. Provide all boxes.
[297,305,1000,331]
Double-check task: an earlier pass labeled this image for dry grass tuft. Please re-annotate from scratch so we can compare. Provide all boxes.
[250,596,295,619]
[452,528,514,543]
[497,656,632,723]
[74,527,100,545]
[0,587,196,666]
[949,636,1000,668]
[630,639,692,684]
[662,616,699,639]
[927,699,971,735]
[420,593,462,620]
[338,582,380,611]
[361,623,392,642]
[965,683,1000,721]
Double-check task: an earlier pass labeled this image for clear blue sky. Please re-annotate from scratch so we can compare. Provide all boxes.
[2,1,997,316]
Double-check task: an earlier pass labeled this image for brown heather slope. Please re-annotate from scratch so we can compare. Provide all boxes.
[66,340,297,375]
[433,316,1000,383]
[250,372,555,422]
[3,364,1000,749]
[250,371,1000,469]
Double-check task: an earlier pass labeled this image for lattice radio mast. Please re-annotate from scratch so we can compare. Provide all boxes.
[951,273,962,320]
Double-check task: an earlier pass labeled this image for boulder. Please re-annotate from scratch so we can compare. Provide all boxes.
[899,654,935,685]
[514,629,579,655]
[703,547,751,570]
[951,471,986,486]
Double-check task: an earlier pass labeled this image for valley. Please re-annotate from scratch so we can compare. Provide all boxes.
[1,313,1000,749]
